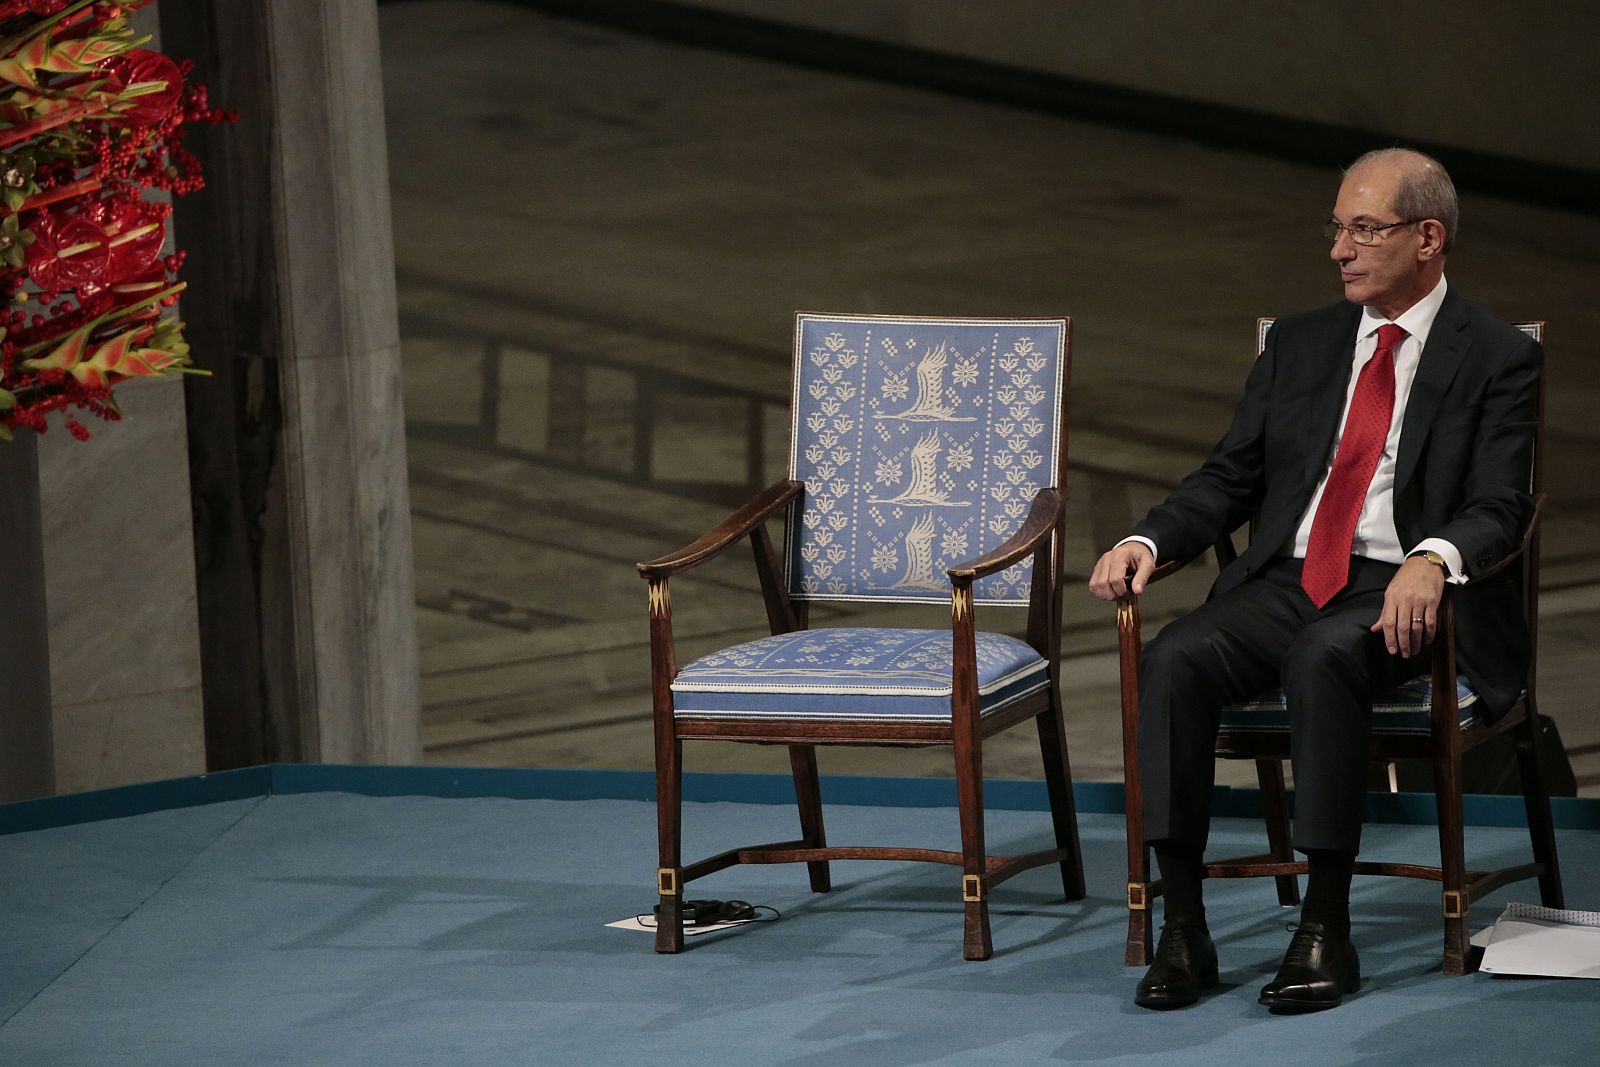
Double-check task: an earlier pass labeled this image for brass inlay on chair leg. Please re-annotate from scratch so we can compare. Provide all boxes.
[962,874,984,902]
[952,586,972,622]
[658,868,679,895]
[1442,889,1467,919]
[1115,599,1137,634]
[1127,882,1149,911]
[648,579,671,619]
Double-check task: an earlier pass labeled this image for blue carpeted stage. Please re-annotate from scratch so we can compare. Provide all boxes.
[2,767,1596,1065]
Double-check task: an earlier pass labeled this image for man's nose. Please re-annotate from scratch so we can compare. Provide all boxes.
[1330,232,1355,263]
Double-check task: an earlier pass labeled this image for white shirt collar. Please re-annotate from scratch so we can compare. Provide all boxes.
[1359,274,1448,349]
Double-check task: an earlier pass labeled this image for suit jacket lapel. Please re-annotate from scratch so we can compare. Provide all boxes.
[1299,302,1364,488]
[1395,289,1470,492]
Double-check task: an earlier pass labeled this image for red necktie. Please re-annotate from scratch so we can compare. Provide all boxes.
[1301,322,1408,608]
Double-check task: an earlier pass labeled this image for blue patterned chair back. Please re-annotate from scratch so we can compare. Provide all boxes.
[786,313,1068,605]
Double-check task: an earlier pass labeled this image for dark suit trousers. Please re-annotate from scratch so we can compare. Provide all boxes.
[1139,556,1421,856]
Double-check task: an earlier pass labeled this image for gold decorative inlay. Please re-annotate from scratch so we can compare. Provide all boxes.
[962,874,984,902]
[1127,882,1149,911]
[648,579,671,619]
[1116,599,1137,634]
[658,868,678,896]
[1442,889,1466,919]
[951,586,972,621]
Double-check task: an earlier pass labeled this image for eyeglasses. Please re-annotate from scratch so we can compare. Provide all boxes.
[1323,218,1416,245]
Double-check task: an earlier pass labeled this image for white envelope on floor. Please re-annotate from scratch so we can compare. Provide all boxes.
[1472,902,1600,978]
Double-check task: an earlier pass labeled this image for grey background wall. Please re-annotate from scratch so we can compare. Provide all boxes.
[378,1,1600,790]
[671,0,1600,172]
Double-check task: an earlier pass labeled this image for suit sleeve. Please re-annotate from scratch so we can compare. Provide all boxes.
[1427,332,1542,573]
[1130,323,1277,564]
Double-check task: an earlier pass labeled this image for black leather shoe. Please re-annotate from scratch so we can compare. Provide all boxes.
[1135,920,1218,1009]
[1258,921,1360,1012]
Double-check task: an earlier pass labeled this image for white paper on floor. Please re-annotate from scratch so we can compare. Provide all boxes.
[606,916,751,936]
[1472,902,1600,978]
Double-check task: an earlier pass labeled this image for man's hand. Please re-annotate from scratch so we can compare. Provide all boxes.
[1089,542,1156,601]
[1370,556,1447,658]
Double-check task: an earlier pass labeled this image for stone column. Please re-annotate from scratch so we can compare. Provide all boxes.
[0,436,55,801]
[162,0,421,767]
[37,381,207,793]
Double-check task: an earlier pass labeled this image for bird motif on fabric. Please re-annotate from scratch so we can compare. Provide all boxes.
[869,429,969,506]
[890,511,945,589]
[879,342,975,422]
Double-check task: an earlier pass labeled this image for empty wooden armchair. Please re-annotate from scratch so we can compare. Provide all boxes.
[638,313,1086,959]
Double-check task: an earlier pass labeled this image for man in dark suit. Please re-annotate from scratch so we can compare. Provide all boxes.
[1088,148,1541,1012]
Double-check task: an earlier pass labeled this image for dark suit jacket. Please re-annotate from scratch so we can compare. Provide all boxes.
[1132,288,1542,719]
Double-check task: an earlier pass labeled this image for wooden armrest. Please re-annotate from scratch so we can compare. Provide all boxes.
[636,479,804,579]
[1147,558,1192,584]
[946,488,1062,582]
[1467,494,1545,583]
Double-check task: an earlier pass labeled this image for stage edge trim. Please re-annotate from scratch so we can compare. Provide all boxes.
[1,764,1595,836]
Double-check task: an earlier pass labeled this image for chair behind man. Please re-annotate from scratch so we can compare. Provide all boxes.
[637,313,1085,959]
[1113,319,1562,976]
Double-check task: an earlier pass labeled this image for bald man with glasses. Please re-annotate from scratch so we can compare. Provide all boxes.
[1089,148,1542,1012]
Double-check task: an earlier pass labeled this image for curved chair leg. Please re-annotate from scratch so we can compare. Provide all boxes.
[953,727,993,961]
[1514,702,1564,908]
[1036,690,1086,900]
[1432,740,1470,975]
[788,744,831,892]
[1255,758,1301,907]
[655,736,685,954]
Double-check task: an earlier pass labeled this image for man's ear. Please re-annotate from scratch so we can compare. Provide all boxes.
[1416,219,1447,260]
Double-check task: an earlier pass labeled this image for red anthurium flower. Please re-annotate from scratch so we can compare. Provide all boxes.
[85,198,165,283]
[101,49,185,126]
[73,277,113,317]
[25,213,110,292]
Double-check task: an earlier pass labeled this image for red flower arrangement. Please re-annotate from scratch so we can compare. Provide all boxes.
[0,0,230,441]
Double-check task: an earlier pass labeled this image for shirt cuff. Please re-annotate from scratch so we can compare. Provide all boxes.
[1409,538,1467,584]
[1115,535,1158,563]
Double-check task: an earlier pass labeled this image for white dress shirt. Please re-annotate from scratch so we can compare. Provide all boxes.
[1119,275,1467,583]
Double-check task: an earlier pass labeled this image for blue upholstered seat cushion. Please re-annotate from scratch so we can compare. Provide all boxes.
[671,627,1049,722]
[1219,676,1480,736]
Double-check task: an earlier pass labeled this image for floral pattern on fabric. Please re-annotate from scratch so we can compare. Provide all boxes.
[786,315,1066,604]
